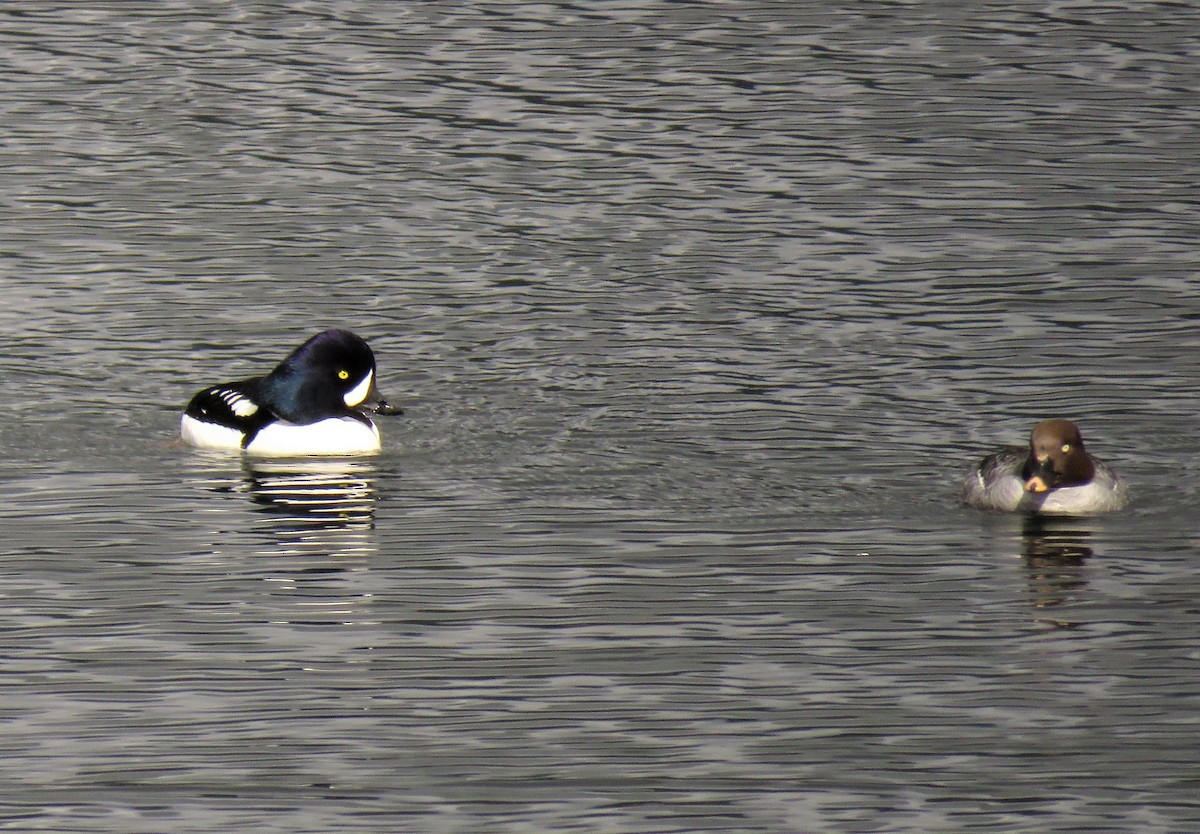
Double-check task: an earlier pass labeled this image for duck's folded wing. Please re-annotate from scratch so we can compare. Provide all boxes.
[977,446,1026,482]
[185,377,276,443]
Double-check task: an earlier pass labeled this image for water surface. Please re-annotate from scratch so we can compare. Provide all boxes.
[1,2,1198,832]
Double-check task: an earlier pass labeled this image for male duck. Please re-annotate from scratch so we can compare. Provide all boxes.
[181,329,402,456]
[961,419,1127,515]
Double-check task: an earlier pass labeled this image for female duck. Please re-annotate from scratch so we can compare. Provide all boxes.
[961,419,1127,515]
[181,329,402,456]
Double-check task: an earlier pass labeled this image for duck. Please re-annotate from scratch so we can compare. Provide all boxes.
[960,419,1127,515]
[180,329,402,456]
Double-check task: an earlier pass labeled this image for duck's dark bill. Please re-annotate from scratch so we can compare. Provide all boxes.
[372,400,404,416]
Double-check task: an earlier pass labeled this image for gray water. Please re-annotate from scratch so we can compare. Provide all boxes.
[2,2,1199,832]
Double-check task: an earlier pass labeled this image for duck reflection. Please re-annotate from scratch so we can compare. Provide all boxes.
[185,455,385,627]
[241,458,380,558]
[244,459,376,525]
[1019,515,1095,627]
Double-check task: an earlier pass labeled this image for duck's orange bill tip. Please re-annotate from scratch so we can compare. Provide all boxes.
[1024,476,1049,493]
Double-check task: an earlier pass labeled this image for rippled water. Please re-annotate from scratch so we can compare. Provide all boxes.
[2,2,1199,831]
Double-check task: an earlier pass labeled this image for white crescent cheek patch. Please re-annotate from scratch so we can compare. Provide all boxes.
[343,370,373,407]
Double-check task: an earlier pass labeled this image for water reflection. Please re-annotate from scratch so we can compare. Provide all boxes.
[243,459,376,527]
[193,457,386,627]
[1019,516,1094,628]
[189,454,382,560]
[241,458,379,559]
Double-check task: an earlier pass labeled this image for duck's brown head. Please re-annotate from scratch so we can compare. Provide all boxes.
[1022,419,1094,493]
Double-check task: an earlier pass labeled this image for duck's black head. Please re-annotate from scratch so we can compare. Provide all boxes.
[259,329,399,424]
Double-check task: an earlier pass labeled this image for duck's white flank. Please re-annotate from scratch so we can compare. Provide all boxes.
[180,414,381,456]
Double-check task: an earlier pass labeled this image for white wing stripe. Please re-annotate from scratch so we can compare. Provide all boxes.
[215,388,258,417]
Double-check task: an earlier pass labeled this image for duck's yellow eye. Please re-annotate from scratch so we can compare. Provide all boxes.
[1061,443,1072,453]
[337,370,349,380]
